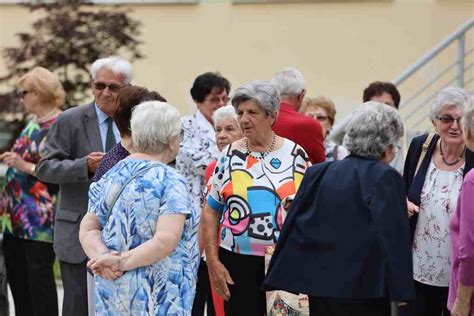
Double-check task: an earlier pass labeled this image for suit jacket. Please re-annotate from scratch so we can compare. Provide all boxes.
[264,156,415,301]
[36,102,103,263]
[403,134,474,239]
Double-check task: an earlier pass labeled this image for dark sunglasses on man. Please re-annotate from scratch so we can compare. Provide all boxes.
[94,82,123,93]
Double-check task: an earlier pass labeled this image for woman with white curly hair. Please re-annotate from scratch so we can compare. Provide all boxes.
[264,102,415,316]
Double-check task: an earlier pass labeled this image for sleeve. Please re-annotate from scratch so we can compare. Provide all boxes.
[206,148,229,213]
[458,172,474,286]
[175,119,216,178]
[304,120,325,164]
[35,113,90,184]
[370,168,415,301]
[87,181,108,227]
[159,174,192,217]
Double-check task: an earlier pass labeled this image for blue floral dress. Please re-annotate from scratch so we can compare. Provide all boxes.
[88,159,200,316]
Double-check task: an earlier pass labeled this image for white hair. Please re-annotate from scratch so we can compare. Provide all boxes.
[462,95,474,135]
[271,67,305,96]
[430,86,470,121]
[213,105,238,129]
[90,56,133,84]
[232,80,280,115]
[343,101,404,159]
[131,101,181,154]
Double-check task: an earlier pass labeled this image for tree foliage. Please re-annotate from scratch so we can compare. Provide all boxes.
[0,1,143,109]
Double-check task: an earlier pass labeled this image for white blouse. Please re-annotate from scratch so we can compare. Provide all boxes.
[412,159,464,287]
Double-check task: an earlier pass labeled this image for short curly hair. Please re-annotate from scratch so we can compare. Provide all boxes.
[363,81,401,109]
[344,101,404,159]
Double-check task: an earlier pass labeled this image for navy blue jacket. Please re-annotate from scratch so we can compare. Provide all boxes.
[264,155,415,301]
[403,134,474,239]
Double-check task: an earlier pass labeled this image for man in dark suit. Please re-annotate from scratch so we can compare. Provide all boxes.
[36,56,131,315]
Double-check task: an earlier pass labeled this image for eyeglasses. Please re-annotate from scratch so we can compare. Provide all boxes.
[94,82,123,93]
[204,96,230,105]
[19,90,30,98]
[436,115,462,125]
[306,112,329,122]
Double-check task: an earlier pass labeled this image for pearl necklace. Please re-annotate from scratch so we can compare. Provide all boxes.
[440,140,465,166]
[245,132,276,160]
[35,107,61,124]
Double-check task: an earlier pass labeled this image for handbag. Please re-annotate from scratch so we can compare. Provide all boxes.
[265,246,310,316]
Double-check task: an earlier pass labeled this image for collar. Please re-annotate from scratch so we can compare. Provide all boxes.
[94,102,111,124]
[280,101,298,113]
[195,110,215,134]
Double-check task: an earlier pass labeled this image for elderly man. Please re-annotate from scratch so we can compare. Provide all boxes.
[36,56,131,315]
[271,67,325,164]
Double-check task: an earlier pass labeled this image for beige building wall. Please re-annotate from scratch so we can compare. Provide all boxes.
[1,0,473,123]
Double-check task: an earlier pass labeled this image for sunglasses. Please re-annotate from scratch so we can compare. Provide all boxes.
[94,82,123,93]
[436,115,462,125]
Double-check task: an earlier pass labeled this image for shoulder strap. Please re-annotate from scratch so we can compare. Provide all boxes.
[105,163,162,221]
[414,133,436,177]
[332,144,339,161]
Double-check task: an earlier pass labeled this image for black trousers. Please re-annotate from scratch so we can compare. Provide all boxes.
[192,258,215,316]
[399,280,450,316]
[60,260,88,316]
[2,234,57,316]
[309,297,390,316]
[219,248,266,316]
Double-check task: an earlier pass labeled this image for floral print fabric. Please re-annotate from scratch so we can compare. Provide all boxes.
[207,139,310,257]
[2,118,57,242]
[176,111,220,212]
[413,159,464,287]
[88,159,200,315]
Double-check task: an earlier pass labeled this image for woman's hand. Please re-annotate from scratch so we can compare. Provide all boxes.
[407,199,419,218]
[89,251,123,280]
[451,297,470,316]
[207,259,234,301]
[0,152,30,174]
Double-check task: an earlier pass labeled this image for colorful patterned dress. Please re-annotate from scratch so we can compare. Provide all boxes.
[88,159,200,316]
[2,117,58,242]
[207,138,310,256]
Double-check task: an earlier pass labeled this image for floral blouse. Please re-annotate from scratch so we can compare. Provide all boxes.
[2,117,58,242]
[176,111,219,212]
[413,159,464,287]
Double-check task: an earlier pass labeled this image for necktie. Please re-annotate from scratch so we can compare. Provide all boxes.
[105,117,116,152]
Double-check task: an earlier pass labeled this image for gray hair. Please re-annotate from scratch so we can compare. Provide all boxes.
[90,56,133,84]
[213,105,238,129]
[131,101,181,154]
[462,95,474,135]
[430,86,471,121]
[231,80,280,115]
[343,101,404,159]
[271,67,305,96]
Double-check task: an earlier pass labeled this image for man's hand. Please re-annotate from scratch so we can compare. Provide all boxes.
[87,152,105,173]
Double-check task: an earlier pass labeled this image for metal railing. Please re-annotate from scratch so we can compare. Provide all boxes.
[330,18,474,144]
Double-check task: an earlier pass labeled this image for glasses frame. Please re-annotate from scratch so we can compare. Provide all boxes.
[93,81,123,93]
[436,115,462,125]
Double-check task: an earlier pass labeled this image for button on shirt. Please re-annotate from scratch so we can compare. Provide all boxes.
[94,103,120,152]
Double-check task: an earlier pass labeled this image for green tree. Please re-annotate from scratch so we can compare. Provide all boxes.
[0,1,143,110]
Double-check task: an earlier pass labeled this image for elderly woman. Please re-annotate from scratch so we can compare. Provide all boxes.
[79,101,200,315]
[448,97,474,316]
[93,85,166,181]
[403,87,474,316]
[201,80,310,315]
[264,102,414,316]
[205,105,243,182]
[301,96,349,161]
[176,72,230,316]
[0,67,64,315]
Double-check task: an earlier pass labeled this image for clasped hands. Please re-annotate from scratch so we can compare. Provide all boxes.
[87,251,124,280]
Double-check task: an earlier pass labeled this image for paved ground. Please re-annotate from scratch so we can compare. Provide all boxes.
[8,282,64,316]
